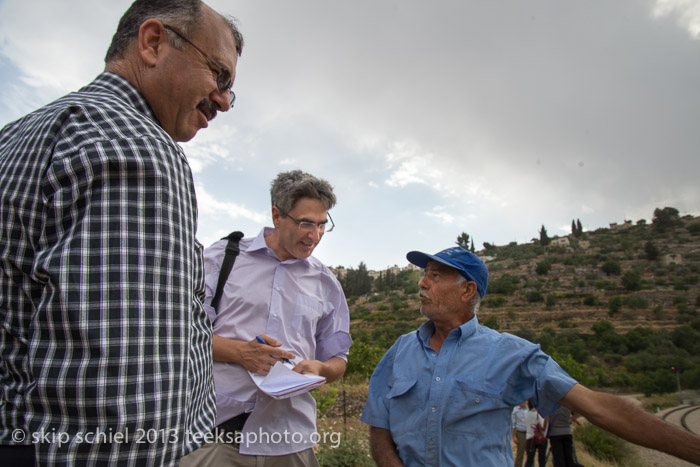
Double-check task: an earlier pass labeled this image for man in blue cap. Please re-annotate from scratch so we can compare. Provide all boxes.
[361,247,700,466]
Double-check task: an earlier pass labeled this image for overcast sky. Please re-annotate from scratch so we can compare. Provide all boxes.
[1,0,699,270]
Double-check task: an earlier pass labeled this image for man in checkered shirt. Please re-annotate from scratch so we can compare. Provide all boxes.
[0,1,243,465]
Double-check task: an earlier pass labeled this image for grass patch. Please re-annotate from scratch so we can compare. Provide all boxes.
[574,423,631,464]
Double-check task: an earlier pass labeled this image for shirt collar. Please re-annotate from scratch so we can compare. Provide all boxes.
[246,227,312,265]
[83,72,157,122]
[417,314,479,347]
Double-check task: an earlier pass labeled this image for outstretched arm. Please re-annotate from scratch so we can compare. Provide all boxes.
[369,427,405,467]
[560,383,700,464]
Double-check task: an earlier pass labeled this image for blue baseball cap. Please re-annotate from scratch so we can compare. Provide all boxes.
[406,247,489,298]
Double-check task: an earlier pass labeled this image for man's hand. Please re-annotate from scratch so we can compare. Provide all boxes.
[293,357,346,383]
[212,334,295,375]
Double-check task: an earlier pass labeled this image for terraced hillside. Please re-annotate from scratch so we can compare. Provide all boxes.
[348,213,700,337]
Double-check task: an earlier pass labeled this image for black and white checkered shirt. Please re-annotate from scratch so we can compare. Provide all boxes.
[0,73,216,465]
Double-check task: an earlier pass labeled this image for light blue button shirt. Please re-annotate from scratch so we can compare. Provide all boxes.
[361,316,576,466]
[204,228,352,455]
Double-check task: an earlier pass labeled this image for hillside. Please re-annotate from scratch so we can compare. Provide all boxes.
[347,213,700,336]
[341,212,700,395]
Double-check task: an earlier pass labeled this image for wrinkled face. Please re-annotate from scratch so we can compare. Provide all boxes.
[272,197,328,261]
[417,260,466,321]
[153,8,238,142]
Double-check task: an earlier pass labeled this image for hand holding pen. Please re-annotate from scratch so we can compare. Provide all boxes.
[251,335,296,375]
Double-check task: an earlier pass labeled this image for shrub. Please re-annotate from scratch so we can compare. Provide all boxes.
[482,296,507,308]
[582,294,600,306]
[687,222,700,235]
[317,431,374,467]
[608,296,623,314]
[621,270,642,291]
[368,294,384,303]
[601,260,622,276]
[488,274,520,295]
[575,423,629,463]
[623,295,649,309]
[535,260,552,275]
[526,291,544,303]
[482,315,499,330]
[313,386,339,417]
[345,341,385,379]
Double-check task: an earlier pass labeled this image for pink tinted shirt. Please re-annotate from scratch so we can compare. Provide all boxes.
[203,227,352,455]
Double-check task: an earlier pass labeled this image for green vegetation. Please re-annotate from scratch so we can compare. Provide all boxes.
[338,209,700,396]
[575,423,631,464]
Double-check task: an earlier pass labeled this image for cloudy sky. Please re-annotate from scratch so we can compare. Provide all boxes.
[1,0,699,270]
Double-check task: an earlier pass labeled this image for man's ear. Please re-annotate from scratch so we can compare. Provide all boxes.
[271,206,281,228]
[461,281,478,303]
[138,19,169,67]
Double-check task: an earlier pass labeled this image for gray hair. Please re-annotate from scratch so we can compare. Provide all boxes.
[270,170,337,216]
[105,0,244,63]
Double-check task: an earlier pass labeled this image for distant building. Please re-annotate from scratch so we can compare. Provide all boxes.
[551,237,570,247]
[330,266,346,278]
[610,220,633,230]
[578,240,591,250]
[661,254,683,266]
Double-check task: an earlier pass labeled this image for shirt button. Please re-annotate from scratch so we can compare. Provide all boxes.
[432,353,436,357]
[435,377,441,382]
[431,407,436,412]
[475,397,481,403]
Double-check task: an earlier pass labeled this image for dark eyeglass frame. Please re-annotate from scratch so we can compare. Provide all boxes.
[163,24,235,107]
[285,212,335,233]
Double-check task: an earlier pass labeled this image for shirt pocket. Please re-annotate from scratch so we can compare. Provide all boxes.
[446,379,508,435]
[386,379,422,438]
[291,294,324,337]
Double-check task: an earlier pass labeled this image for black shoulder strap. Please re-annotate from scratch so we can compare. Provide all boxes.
[211,231,244,313]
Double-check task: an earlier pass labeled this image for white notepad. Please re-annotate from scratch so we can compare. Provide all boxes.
[249,361,326,399]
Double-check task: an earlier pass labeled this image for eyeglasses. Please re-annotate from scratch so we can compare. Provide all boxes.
[285,212,335,233]
[163,25,235,107]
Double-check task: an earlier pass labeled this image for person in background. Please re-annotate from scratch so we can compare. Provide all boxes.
[512,401,529,467]
[524,401,547,467]
[0,1,243,465]
[180,170,352,467]
[361,246,700,466]
[548,406,581,467]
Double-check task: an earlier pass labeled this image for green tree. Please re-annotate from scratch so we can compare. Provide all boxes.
[488,274,520,295]
[571,219,583,238]
[535,260,552,275]
[608,296,623,314]
[621,270,642,291]
[456,232,471,250]
[539,225,550,246]
[601,260,621,276]
[652,206,680,232]
[644,241,660,261]
[339,262,373,297]
[345,341,385,378]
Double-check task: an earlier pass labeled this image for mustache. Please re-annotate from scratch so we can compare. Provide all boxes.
[197,99,218,121]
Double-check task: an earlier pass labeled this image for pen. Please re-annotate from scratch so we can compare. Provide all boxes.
[255,336,293,365]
